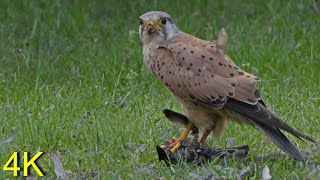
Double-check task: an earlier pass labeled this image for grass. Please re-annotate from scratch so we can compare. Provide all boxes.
[0,0,319,179]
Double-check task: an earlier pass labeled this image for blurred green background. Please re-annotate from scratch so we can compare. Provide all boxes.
[0,0,319,179]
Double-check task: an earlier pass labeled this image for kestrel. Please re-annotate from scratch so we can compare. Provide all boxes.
[139,11,315,161]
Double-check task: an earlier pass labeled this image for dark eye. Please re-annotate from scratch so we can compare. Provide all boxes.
[139,18,144,25]
[160,17,166,24]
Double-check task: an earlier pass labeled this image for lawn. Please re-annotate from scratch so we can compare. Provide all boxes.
[0,0,319,179]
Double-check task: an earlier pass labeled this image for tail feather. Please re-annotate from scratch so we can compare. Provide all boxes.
[225,99,315,143]
[225,98,315,161]
[253,121,305,161]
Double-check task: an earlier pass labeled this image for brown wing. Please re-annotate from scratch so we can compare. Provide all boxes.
[151,33,261,108]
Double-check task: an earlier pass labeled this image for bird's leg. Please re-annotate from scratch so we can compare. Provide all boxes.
[199,129,212,144]
[170,122,193,153]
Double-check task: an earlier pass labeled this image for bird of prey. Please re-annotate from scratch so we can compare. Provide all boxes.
[138,11,315,161]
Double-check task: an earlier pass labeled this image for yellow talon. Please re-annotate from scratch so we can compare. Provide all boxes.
[172,137,178,142]
[170,123,193,153]
[171,141,181,153]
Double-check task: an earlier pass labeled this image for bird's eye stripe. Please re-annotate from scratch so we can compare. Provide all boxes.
[139,18,144,25]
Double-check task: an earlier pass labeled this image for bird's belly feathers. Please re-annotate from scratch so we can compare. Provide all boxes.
[179,99,229,138]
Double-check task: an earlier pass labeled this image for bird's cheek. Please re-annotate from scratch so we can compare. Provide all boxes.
[141,34,152,44]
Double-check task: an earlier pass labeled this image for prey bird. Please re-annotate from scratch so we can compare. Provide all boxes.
[138,11,315,161]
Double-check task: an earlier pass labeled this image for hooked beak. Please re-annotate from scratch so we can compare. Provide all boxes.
[144,21,157,35]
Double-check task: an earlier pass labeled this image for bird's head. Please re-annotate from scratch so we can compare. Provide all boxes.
[139,11,180,45]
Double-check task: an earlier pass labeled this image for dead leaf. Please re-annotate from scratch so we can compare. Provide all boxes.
[51,151,68,180]
[262,165,272,180]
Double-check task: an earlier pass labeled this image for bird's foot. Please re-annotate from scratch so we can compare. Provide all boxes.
[168,136,178,145]
[170,141,181,153]
[169,136,184,153]
[160,136,182,153]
